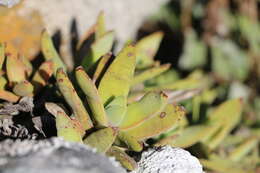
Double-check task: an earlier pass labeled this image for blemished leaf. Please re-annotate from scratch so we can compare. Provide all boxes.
[31,60,53,94]
[106,146,137,171]
[84,127,117,153]
[56,68,93,130]
[98,44,136,105]
[105,96,127,126]
[55,110,83,143]
[179,30,207,70]
[122,104,185,140]
[119,91,168,130]
[81,31,114,69]
[45,102,85,136]
[131,63,170,86]
[41,30,67,72]
[75,66,108,127]
[135,31,164,68]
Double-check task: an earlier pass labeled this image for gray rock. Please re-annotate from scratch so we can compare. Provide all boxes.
[0,137,126,173]
[132,146,204,173]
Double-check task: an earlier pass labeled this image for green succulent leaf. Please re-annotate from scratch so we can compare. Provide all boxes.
[204,98,243,149]
[106,146,137,171]
[122,104,185,140]
[118,132,143,152]
[98,44,136,104]
[135,31,164,68]
[119,91,168,130]
[41,30,67,72]
[92,52,112,83]
[165,125,213,148]
[95,11,106,40]
[75,66,108,127]
[6,53,26,84]
[56,68,93,130]
[131,63,170,86]
[105,96,127,126]
[83,127,117,153]
[81,31,114,69]
[13,80,34,97]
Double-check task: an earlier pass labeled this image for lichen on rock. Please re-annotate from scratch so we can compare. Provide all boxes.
[132,146,204,173]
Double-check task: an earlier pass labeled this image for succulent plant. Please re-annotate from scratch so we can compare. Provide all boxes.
[0,6,258,172]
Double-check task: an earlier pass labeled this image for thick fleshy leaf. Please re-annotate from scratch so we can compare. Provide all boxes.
[122,104,185,140]
[105,96,127,126]
[41,30,66,72]
[92,52,112,83]
[75,66,108,126]
[31,60,53,94]
[55,110,83,143]
[6,53,26,84]
[106,146,137,171]
[98,44,136,105]
[95,11,106,39]
[135,32,164,68]
[81,31,114,69]
[56,68,93,130]
[131,64,170,86]
[0,90,19,102]
[83,127,117,153]
[119,91,168,130]
[118,132,143,152]
[13,80,34,97]
[45,102,85,136]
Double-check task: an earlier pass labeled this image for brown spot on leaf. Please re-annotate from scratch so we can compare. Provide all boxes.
[127,52,133,57]
[159,112,166,118]
[58,79,63,82]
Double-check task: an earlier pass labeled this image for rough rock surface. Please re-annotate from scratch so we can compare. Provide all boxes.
[0,137,126,173]
[132,146,204,173]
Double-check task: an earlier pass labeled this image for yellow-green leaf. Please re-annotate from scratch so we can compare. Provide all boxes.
[75,66,108,127]
[122,104,185,140]
[83,127,117,153]
[119,91,168,130]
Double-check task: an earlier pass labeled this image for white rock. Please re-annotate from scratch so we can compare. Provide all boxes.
[133,146,204,173]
